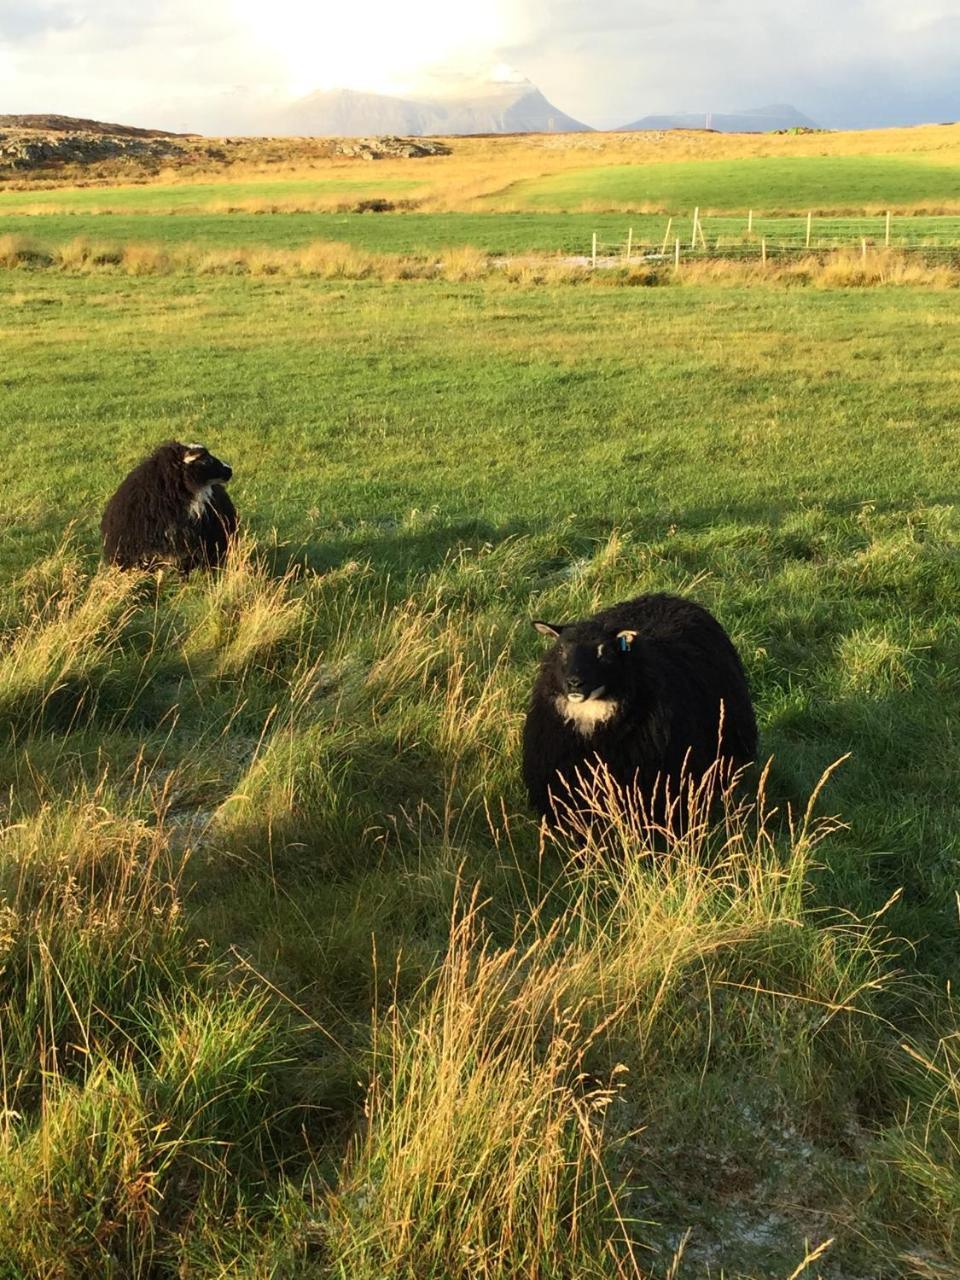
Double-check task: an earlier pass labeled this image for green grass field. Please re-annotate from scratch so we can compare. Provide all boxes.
[0,175,425,213]
[4,154,957,223]
[4,208,960,261]
[3,261,960,1276]
[4,209,649,253]
[507,154,960,212]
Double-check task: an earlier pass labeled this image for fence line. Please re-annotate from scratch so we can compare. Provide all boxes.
[584,210,960,265]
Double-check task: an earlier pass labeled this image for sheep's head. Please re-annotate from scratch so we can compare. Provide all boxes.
[532,619,639,704]
[180,442,232,490]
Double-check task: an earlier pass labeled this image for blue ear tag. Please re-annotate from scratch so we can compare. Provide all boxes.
[619,635,631,652]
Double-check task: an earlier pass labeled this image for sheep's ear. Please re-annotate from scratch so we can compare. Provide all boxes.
[615,629,638,652]
[532,621,563,639]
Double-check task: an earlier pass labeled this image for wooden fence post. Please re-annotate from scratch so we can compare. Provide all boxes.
[761,238,767,266]
[861,238,868,260]
[691,207,699,250]
[674,238,681,268]
[591,232,597,268]
[661,217,673,255]
[885,210,891,248]
[626,226,633,262]
[748,209,753,234]
[806,211,812,249]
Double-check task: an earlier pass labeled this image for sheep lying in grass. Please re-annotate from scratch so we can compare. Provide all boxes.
[101,441,237,575]
[522,593,757,832]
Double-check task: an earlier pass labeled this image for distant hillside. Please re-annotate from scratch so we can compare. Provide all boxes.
[274,78,591,137]
[618,105,819,133]
[0,114,187,138]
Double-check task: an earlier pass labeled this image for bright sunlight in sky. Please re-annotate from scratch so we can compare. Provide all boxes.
[229,0,518,96]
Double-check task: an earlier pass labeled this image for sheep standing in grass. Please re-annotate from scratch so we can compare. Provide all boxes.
[101,441,237,574]
[522,593,757,831]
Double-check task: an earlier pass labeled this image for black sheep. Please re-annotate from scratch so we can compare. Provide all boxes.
[101,441,237,574]
[522,593,757,830]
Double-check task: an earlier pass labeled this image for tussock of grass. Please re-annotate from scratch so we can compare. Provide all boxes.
[0,986,291,1276]
[0,794,190,1110]
[53,236,124,269]
[883,1032,960,1266]
[324,767,889,1279]
[326,888,637,1280]
[0,565,140,732]
[439,244,490,282]
[182,537,308,679]
[0,231,36,268]
[121,241,171,274]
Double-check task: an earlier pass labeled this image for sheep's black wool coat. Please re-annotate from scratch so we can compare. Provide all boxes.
[100,442,236,574]
[522,593,757,829]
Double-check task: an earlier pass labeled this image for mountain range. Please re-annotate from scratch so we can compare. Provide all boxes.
[1,75,819,140]
[618,104,819,133]
[267,79,818,137]
[273,78,591,136]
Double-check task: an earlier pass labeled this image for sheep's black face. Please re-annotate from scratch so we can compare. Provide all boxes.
[533,620,639,703]
[181,443,232,489]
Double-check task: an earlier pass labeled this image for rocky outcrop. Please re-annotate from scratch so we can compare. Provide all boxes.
[0,118,448,178]
[333,136,451,160]
[0,130,183,170]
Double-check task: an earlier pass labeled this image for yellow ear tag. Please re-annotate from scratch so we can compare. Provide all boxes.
[618,634,631,652]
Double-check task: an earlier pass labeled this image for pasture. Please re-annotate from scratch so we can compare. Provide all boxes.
[3,264,960,1277]
[4,209,960,258]
[4,122,960,263]
[504,153,960,213]
[3,121,960,1276]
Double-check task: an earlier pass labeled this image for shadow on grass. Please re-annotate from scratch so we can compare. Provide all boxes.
[257,513,551,580]
[763,668,960,977]
[676,493,960,529]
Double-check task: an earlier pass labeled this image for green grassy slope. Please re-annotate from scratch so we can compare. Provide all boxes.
[507,154,960,211]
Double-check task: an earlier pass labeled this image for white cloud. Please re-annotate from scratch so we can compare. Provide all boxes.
[502,0,960,127]
[0,0,956,131]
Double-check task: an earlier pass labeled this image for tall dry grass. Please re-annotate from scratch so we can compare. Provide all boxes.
[881,1031,960,1267]
[1,235,956,289]
[0,232,36,267]
[324,762,891,1278]
[0,531,943,1273]
[0,563,141,733]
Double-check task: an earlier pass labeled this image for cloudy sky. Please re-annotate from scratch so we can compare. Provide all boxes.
[1,0,957,132]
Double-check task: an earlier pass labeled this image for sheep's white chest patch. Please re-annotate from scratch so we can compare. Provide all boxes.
[554,694,620,737]
[188,485,213,520]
